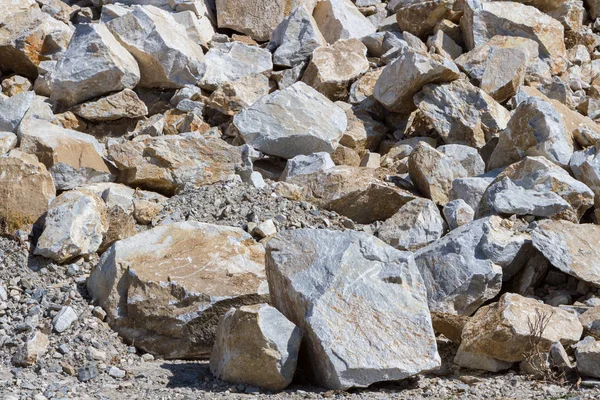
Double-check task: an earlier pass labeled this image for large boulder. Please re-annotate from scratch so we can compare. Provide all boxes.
[374,49,460,113]
[107,133,241,195]
[210,304,301,391]
[414,216,532,315]
[106,5,205,88]
[233,82,347,159]
[34,190,108,263]
[49,23,140,107]
[395,0,455,39]
[313,0,376,44]
[87,221,268,359]
[415,79,510,148]
[266,229,440,390]
[0,150,55,232]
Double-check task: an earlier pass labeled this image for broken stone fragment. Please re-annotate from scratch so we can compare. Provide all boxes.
[71,89,148,122]
[313,0,376,44]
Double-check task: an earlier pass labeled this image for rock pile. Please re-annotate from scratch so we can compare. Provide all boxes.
[4,0,600,396]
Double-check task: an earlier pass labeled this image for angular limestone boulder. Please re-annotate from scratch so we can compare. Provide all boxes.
[313,0,376,44]
[0,91,35,132]
[341,108,387,152]
[374,49,460,113]
[570,145,600,212]
[206,74,270,116]
[107,133,241,195]
[215,0,293,41]
[106,5,205,88]
[210,304,301,391]
[266,229,440,390]
[414,216,531,315]
[71,89,148,121]
[450,176,494,211]
[575,337,600,378]
[270,5,326,68]
[35,190,108,263]
[443,199,475,230]
[488,97,574,170]
[233,82,347,159]
[87,221,268,359]
[0,150,55,232]
[532,220,600,287]
[199,42,272,91]
[415,80,510,148]
[302,38,369,101]
[457,293,582,366]
[49,23,140,107]
[377,198,446,251]
[280,152,335,181]
[395,0,455,39]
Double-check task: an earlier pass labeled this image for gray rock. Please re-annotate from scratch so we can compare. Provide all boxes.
[52,306,78,333]
[443,199,474,230]
[575,337,600,378]
[377,198,446,251]
[570,145,600,212]
[266,229,440,389]
[49,23,140,107]
[210,304,301,391]
[450,176,494,211]
[233,82,347,159]
[199,42,272,91]
[394,0,455,39]
[0,91,35,132]
[280,152,335,181]
[438,144,485,176]
[78,363,98,382]
[12,331,49,367]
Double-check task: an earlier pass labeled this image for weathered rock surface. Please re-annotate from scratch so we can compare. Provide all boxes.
[210,304,301,391]
[313,0,376,44]
[280,152,335,181]
[87,221,268,359]
[49,23,140,107]
[0,91,35,132]
[107,133,241,195]
[71,89,148,121]
[207,74,269,116]
[266,229,440,390]
[0,131,17,154]
[12,331,49,367]
[575,337,600,379]
[35,190,108,263]
[341,108,387,152]
[395,0,455,39]
[233,82,347,159]
[443,199,474,230]
[374,49,460,113]
[215,0,292,42]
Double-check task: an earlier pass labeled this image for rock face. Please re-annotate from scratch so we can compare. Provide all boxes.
[210,304,301,391]
[489,97,574,170]
[302,39,369,101]
[49,23,140,107]
[414,216,531,315]
[532,220,600,287]
[415,80,510,148]
[313,0,376,44]
[374,49,460,113]
[0,150,55,232]
[394,0,455,38]
[457,293,582,365]
[216,0,292,42]
[87,222,268,359]
[266,229,440,390]
[233,82,347,159]
[35,190,108,263]
[107,133,241,195]
[71,89,148,121]
[207,74,270,116]
[270,5,326,68]
[575,337,600,378]
[0,91,35,133]
[106,5,205,88]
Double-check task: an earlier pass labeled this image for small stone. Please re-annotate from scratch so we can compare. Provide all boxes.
[443,199,475,230]
[52,306,78,333]
[108,366,126,379]
[254,219,277,238]
[78,363,99,382]
[92,306,106,321]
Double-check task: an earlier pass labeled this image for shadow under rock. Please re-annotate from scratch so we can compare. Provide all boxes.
[160,362,221,390]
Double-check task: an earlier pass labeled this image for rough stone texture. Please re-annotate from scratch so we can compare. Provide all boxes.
[570,145,600,211]
[532,220,600,287]
[575,337,600,379]
[0,131,17,154]
[414,216,531,315]
[87,221,268,359]
[199,42,273,91]
[443,199,474,230]
[450,176,494,211]
[455,35,539,102]
[107,133,241,195]
[302,39,369,101]
[377,198,446,251]
[49,23,140,107]
[348,68,382,104]
[374,49,460,113]
[457,293,582,365]
[341,108,387,152]
[35,190,108,263]
[270,5,326,68]
[233,82,347,159]
[106,5,205,88]
[427,30,463,60]
[489,97,574,170]
[395,0,455,39]
[415,79,510,148]
[313,0,376,44]
[216,0,292,42]
[71,89,148,121]
[438,144,485,176]
[462,0,567,73]
[210,304,301,391]
[0,91,35,133]
[266,229,440,390]
[0,150,55,232]
[12,331,49,367]
[207,74,269,116]
[18,119,114,191]
[280,152,335,181]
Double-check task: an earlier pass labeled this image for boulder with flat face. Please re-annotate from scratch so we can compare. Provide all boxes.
[87,221,268,359]
[71,89,148,121]
[266,229,440,390]
[215,0,293,42]
[395,0,455,39]
[49,23,140,107]
[313,0,376,44]
[233,82,347,159]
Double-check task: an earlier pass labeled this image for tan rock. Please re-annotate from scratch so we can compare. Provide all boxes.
[348,68,383,104]
[87,221,268,359]
[0,131,17,154]
[457,293,582,364]
[207,74,269,116]
[302,38,369,101]
[71,89,148,122]
[1,75,32,96]
[0,150,55,232]
[12,331,49,367]
[330,145,361,166]
[107,133,241,195]
[395,0,455,39]
[341,108,387,152]
[431,312,469,344]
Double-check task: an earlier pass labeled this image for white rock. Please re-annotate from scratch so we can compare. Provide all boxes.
[52,306,78,333]
[280,152,335,181]
[313,0,376,44]
[0,91,35,132]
